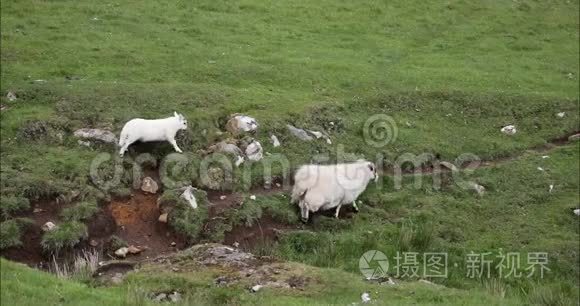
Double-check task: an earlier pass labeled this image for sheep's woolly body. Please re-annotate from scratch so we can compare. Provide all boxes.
[291,161,377,220]
[118,112,187,156]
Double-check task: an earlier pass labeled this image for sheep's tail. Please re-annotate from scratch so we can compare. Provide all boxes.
[290,185,307,204]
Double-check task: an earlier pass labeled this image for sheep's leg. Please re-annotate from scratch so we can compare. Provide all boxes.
[352,201,359,212]
[335,204,342,219]
[168,137,183,153]
[119,141,131,157]
[299,201,309,222]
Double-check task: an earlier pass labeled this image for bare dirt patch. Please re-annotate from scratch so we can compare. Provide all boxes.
[106,191,186,260]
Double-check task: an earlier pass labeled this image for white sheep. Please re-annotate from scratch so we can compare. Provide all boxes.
[290,160,378,221]
[118,112,188,156]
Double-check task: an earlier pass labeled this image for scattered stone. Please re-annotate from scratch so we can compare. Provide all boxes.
[215,276,229,286]
[180,185,198,209]
[439,161,458,172]
[41,222,57,232]
[384,277,396,285]
[286,124,313,141]
[171,267,180,272]
[77,140,91,147]
[206,140,243,157]
[127,245,142,254]
[6,91,17,101]
[235,156,245,167]
[233,242,240,248]
[542,155,549,159]
[89,239,99,247]
[171,242,177,247]
[141,177,159,194]
[270,134,281,147]
[361,292,371,303]
[537,167,544,171]
[110,272,124,285]
[158,213,168,223]
[275,182,281,188]
[568,133,580,141]
[245,140,263,161]
[219,195,227,200]
[249,195,256,200]
[419,279,436,286]
[114,247,129,258]
[500,125,517,135]
[574,209,579,216]
[73,128,117,144]
[467,182,485,196]
[556,112,566,118]
[549,184,554,193]
[225,114,259,135]
[0,104,8,111]
[33,208,44,213]
[154,293,167,302]
[250,284,263,292]
[168,292,181,303]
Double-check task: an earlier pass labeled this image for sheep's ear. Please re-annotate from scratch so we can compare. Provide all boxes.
[174,111,179,117]
[367,162,375,171]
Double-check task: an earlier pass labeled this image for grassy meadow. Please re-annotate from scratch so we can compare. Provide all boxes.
[1,0,579,305]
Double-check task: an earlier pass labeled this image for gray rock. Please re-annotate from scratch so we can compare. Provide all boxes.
[439,161,458,172]
[73,128,117,144]
[225,114,259,135]
[114,247,129,258]
[6,91,17,101]
[158,213,168,223]
[77,140,91,147]
[568,133,580,141]
[180,186,198,209]
[168,292,181,303]
[245,140,263,161]
[287,124,313,141]
[41,221,57,232]
[154,293,167,302]
[467,182,485,196]
[270,135,281,147]
[207,141,243,157]
[250,284,263,292]
[141,177,159,194]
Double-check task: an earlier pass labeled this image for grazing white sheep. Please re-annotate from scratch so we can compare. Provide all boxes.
[291,160,378,221]
[118,112,188,156]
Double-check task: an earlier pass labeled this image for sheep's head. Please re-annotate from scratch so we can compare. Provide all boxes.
[367,161,378,182]
[174,112,188,130]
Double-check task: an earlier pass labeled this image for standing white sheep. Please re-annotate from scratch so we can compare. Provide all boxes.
[290,160,378,222]
[118,112,188,156]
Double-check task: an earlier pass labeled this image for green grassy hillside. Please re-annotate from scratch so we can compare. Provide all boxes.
[1,0,578,305]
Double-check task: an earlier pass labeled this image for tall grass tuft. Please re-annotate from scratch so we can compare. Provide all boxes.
[50,249,100,283]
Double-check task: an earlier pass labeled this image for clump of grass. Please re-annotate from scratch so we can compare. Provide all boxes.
[60,200,98,222]
[168,189,209,242]
[397,218,433,252]
[525,284,574,306]
[41,221,88,254]
[108,235,128,251]
[50,249,100,283]
[0,195,30,219]
[483,278,508,298]
[0,218,34,250]
[258,195,300,225]
[226,200,263,227]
